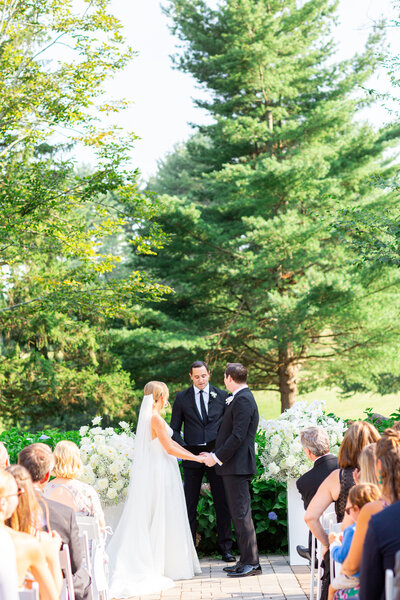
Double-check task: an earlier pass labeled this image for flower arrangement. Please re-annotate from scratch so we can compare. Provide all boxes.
[260,400,346,483]
[79,417,135,505]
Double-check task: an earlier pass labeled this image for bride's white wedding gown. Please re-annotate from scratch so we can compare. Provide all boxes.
[107,405,201,598]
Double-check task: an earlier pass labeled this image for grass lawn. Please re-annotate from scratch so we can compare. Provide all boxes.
[254,388,400,421]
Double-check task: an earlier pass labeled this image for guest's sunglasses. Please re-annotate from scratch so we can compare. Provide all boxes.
[344,506,354,515]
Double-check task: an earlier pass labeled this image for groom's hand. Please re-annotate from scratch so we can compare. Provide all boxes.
[200,452,217,467]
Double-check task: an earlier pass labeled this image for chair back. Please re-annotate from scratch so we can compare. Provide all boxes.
[76,515,102,544]
[386,569,394,600]
[76,515,109,599]
[394,550,400,600]
[79,529,92,577]
[18,582,39,600]
[60,543,75,600]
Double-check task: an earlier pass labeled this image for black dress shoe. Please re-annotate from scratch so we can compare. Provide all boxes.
[296,545,311,562]
[223,562,242,573]
[227,564,262,578]
[221,551,236,562]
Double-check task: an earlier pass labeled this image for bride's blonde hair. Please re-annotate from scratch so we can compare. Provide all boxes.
[144,381,169,408]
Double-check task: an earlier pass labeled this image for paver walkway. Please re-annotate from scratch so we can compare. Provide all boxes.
[113,555,312,600]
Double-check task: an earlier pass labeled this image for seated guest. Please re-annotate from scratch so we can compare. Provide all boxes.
[305,421,380,600]
[358,429,400,600]
[18,443,91,600]
[0,443,10,469]
[335,428,400,597]
[0,469,58,600]
[6,465,63,593]
[0,470,19,600]
[328,483,381,600]
[296,426,338,561]
[44,441,105,528]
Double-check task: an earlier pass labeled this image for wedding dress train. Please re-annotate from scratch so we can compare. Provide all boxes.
[107,395,201,598]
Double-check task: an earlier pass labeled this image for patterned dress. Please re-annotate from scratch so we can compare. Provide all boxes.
[44,479,105,523]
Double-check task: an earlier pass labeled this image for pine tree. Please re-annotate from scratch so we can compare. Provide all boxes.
[126,0,400,411]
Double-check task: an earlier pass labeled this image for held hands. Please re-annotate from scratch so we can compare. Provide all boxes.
[200,452,217,467]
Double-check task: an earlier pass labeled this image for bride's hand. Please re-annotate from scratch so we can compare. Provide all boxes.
[197,454,208,463]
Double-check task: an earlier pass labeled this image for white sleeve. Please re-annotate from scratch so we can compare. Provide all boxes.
[0,530,19,600]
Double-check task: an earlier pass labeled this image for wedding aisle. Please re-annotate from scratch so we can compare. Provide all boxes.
[111,555,311,600]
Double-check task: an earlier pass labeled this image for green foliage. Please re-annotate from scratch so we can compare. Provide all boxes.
[123,0,400,412]
[362,407,400,434]
[0,427,81,464]
[0,0,171,428]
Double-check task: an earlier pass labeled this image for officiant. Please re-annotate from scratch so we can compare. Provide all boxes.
[170,360,234,562]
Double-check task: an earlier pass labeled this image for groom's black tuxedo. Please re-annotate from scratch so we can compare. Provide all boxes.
[215,386,259,566]
[171,384,232,553]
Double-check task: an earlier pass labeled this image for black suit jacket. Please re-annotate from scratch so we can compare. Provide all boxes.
[360,499,400,600]
[39,495,91,600]
[171,384,228,448]
[296,454,338,509]
[214,387,259,476]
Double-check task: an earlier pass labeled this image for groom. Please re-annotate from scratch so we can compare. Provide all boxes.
[170,360,234,562]
[203,362,261,578]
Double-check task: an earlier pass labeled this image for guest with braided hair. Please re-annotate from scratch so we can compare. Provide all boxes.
[355,429,400,600]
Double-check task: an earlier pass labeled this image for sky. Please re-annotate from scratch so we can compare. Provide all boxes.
[94,0,399,179]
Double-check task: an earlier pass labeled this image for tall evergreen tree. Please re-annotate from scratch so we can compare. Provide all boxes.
[123,0,400,411]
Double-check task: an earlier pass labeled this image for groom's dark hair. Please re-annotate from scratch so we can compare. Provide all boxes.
[225,363,247,383]
[190,360,210,373]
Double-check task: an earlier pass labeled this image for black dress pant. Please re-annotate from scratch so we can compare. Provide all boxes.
[221,474,259,566]
[183,464,232,552]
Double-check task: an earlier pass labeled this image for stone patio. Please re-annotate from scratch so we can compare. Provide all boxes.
[114,555,313,600]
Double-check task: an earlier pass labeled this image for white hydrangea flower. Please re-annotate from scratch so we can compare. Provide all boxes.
[79,426,89,436]
[97,478,108,491]
[92,416,102,426]
[106,487,117,500]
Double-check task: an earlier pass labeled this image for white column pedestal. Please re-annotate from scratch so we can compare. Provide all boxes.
[103,502,125,533]
[287,478,310,566]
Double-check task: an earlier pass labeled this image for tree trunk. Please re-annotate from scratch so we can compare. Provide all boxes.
[278,345,299,412]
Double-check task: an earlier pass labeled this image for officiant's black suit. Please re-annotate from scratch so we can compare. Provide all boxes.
[170,384,233,553]
[215,386,259,566]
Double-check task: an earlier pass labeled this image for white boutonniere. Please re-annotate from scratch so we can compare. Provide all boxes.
[210,391,217,399]
[225,396,234,405]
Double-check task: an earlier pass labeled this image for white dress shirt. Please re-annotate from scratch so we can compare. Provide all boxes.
[193,384,210,418]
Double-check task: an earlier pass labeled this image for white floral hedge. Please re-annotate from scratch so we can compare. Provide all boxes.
[259,400,347,482]
[79,417,135,506]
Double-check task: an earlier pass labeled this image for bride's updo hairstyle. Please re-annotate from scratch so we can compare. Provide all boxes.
[144,381,169,407]
[375,428,400,502]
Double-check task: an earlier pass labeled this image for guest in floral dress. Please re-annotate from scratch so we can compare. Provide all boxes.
[44,441,105,529]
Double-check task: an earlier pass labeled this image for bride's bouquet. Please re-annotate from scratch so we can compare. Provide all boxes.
[259,400,346,483]
[79,417,135,505]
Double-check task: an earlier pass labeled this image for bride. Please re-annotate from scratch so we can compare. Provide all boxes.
[107,381,205,598]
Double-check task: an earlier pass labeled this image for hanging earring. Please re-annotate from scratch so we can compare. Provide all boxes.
[378,469,383,485]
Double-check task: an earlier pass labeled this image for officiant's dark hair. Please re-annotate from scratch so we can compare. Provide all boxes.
[190,361,209,373]
[225,363,247,383]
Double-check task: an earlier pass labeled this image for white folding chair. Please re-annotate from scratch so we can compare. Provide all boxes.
[328,520,342,581]
[310,505,337,600]
[60,543,75,600]
[76,516,109,600]
[18,582,39,599]
[386,569,394,600]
